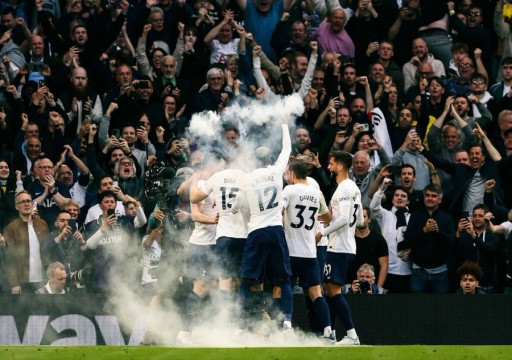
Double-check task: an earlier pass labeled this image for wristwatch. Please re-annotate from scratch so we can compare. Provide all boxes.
[50,188,59,196]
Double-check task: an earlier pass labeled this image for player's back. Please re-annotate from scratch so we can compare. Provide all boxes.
[282,183,327,258]
[207,168,248,239]
[243,165,284,233]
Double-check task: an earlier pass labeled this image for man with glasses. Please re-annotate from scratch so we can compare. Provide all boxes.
[192,68,230,114]
[55,147,91,209]
[444,56,475,97]
[448,4,491,74]
[26,157,71,225]
[468,73,493,118]
[403,37,445,93]
[3,190,49,294]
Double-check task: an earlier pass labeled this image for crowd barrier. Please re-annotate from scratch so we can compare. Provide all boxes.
[0,294,509,345]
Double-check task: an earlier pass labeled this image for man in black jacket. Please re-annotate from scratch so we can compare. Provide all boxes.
[398,183,455,293]
[420,144,503,220]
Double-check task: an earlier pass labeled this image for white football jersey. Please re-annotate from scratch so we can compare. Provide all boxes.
[233,124,291,234]
[306,176,328,246]
[188,180,217,246]
[282,183,328,258]
[202,168,248,239]
[322,178,364,254]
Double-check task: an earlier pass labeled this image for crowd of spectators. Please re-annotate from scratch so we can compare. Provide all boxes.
[1,0,512,302]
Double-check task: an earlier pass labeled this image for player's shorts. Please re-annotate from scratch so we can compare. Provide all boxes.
[290,256,322,289]
[241,225,292,282]
[187,243,217,280]
[215,236,246,279]
[323,252,355,286]
[316,245,327,278]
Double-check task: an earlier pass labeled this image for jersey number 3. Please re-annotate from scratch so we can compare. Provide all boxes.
[291,205,318,230]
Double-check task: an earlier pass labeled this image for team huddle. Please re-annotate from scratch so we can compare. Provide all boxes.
[165,123,362,346]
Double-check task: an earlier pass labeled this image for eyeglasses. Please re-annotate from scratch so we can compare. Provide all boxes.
[458,62,473,68]
[467,11,481,17]
[471,80,485,85]
[53,123,65,128]
[164,101,176,105]
[119,161,133,166]
[208,77,223,81]
[16,199,32,205]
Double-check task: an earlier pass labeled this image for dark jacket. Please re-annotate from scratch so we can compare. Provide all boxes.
[421,148,503,217]
[399,206,455,269]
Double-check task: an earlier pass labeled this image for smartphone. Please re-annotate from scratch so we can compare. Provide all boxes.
[38,79,46,88]
[138,120,146,129]
[107,208,116,218]
[68,219,77,232]
[461,210,470,219]
[136,80,150,89]
[84,115,92,125]
[112,129,121,139]
[112,180,118,188]
[360,123,370,132]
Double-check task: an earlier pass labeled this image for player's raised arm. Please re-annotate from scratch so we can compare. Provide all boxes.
[275,124,292,172]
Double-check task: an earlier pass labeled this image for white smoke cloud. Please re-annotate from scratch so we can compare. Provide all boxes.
[188,93,305,143]
[100,92,334,347]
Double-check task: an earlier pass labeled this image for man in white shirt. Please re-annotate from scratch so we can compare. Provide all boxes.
[315,151,363,345]
[232,124,293,330]
[35,262,67,294]
[282,160,334,341]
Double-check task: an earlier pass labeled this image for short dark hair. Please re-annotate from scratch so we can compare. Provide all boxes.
[473,203,489,214]
[457,261,483,282]
[393,186,410,200]
[423,183,443,196]
[502,57,512,66]
[288,160,308,180]
[451,42,469,54]
[1,6,16,17]
[98,190,117,204]
[401,164,416,177]
[56,210,71,219]
[329,151,352,170]
[471,72,488,84]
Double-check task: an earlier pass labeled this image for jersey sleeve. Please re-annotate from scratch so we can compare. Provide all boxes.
[274,124,292,174]
[281,186,290,209]
[318,192,328,215]
[321,187,352,236]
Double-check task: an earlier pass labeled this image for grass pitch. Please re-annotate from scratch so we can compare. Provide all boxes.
[1,346,511,360]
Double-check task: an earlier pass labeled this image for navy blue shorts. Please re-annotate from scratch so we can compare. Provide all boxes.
[241,226,291,282]
[187,243,217,280]
[317,245,327,277]
[323,252,354,286]
[290,256,322,289]
[215,236,246,279]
